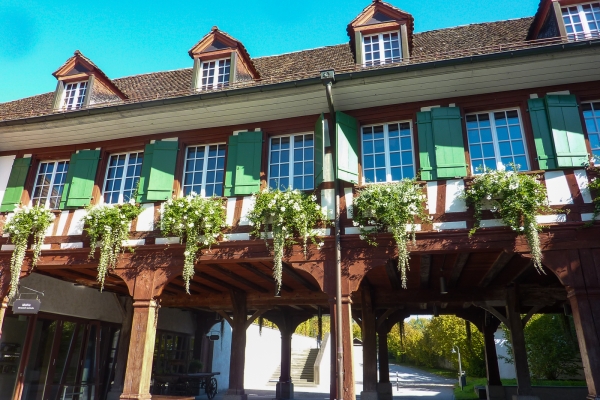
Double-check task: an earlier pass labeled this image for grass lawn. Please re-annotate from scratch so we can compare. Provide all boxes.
[453,377,587,399]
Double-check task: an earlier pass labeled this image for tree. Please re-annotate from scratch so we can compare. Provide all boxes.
[502,314,581,380]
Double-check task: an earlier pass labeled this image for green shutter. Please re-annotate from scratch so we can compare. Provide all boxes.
[545,95,588,168]
[136,143,155,203]
[431,107,467,179]
[138,140,178,202]
[0,157,31,212]
[314,113,325,187]
[528,98,557,170]
[335,111,359,183]
[224,131,262,196]
[60,150,100,209]
[224,135,239,197]
[416,111,435,181]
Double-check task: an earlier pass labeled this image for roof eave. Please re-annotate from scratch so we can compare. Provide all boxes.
[2,38,599,128]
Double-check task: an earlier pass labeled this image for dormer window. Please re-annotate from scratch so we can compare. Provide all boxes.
[562,3,600,41]
[201,59,231,90]
[363,31,402,66]
[62,81,88,110]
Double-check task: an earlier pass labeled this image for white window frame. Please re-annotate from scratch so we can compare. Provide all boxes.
[582,101,600,159]
[362,31,402,67]
[561,2,600,40]
[199,58,231,91]
[102,151,144,205]
[181,143,227,197]
[62,81,88,110]
[465,108,530,174]
[31,160,70,209]
[267,132,315,191]
[360,120,415,184]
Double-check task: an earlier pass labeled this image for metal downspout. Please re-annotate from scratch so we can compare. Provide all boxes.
[321,70,343,400]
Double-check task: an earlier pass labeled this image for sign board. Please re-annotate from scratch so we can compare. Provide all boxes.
[12,299,41,314]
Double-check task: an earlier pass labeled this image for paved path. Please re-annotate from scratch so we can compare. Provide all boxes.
[208,363,456,400]
[387,364,456,399]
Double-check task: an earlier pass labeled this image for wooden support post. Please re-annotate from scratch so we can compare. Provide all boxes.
[276,314,294,400]
[224,290,248,400]
[483,323,502,386]
[505,285,535,398]
[542,249,600,400]
[329,295,355,400]
[360,286,377,400]
[107,297,133,400]
[120,299,159,400]
[114,266,174,400]
[377,326,393,400]
[0,263,12,340]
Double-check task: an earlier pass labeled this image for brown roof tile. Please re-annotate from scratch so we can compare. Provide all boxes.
[0,17,548,122]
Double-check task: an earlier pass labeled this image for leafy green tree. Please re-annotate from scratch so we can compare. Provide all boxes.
[502,314,581,380]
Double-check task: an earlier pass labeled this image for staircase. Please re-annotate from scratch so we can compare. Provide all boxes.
[269,348,319,386]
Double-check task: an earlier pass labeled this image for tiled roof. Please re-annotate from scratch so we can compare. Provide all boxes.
[0,17,546,122]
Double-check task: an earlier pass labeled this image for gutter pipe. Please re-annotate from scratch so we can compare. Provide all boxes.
[321,70,343,400]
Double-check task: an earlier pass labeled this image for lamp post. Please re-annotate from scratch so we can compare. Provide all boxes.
[453,345,466,390]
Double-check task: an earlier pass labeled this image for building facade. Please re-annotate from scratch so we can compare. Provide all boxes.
[1,0,600,399]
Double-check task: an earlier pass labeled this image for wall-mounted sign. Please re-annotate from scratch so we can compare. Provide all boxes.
[12,299,41,314]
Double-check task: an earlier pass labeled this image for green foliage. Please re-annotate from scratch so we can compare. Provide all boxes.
[161,194,227,293]
[388,316,486,376]
[2,205,55,299]
[85,202,141,291]
[464,167,551,273]
[247,188,325,294]
[353,180,429,288]
[502,314,581,380]
[588,176,600,222]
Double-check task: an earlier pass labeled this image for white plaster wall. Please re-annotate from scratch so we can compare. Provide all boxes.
[211,321,232,391]
[494,329,516,379]
[19,273,123,323]
[244,324,317,389]
[157,308,196,335]
[0,155,16,206]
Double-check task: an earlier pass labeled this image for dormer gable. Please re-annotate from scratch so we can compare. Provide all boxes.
[528,0,600,41]
[189,27,260,91]
[347,0,414,66]
[52,50,127,111]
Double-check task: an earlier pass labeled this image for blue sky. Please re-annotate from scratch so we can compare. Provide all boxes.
[0,0,540,103]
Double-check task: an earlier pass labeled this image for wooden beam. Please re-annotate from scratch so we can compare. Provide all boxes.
[207,264,269,293]
[511,260,534,284]
[160,290,328,309]
[245,309,268,330]
[385,259,402,291]
[196,272,246,292]
[217,310,233,326]
[449,253,470,288]
[281,262,319,291]
[420,255,432,289]
[479,251,514,288]
[522,304,545,326]
[237,262,293,292]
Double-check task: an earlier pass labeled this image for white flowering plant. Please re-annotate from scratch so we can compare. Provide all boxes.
[1,205,55,299]
[463,165,550,273]
[161,194,226,293]
[247,188,326,295]
[85,202,141,290]
[353,180,429,289]
[588,177,600,223]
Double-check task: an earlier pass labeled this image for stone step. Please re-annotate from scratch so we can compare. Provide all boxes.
[269,348,319,385]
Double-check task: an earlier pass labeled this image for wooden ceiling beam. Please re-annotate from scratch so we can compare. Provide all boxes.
[195,271,246,292]
[420,255,432,289]
[449,253,470,288]
[385,259,402,290]
[237,262,293,292]
[479,251,514,288]
[206,264,269,293]
[281,262,319,291]
[160,290,327,309]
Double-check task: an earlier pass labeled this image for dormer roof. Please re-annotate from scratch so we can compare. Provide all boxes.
[347,0,415,54]
[53,50,127,99]
[188,26,260,79]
